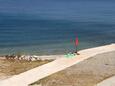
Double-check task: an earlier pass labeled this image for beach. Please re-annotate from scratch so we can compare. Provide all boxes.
[0,44,115,86]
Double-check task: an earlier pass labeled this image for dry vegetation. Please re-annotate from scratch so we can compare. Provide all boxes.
[0,59,52,78]
[30,71,100,86]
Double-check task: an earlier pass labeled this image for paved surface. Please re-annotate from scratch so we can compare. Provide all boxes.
[0,44,115,86]
[96,76,115,86]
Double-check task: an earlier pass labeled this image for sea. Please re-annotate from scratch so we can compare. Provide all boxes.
[0,0,115,55]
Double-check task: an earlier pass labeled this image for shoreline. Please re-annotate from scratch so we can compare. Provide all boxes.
[0,54,64,61]
[0,43,113,56]
[0,43,114,61]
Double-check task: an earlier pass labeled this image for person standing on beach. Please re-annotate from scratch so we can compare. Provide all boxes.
[75,36,80,55]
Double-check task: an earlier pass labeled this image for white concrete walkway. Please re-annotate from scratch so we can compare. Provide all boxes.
[0,44,115,86]
[96,76,115,86]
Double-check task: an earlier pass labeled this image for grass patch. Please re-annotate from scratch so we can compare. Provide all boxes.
[0,59,53,76]
[30,70,101,86]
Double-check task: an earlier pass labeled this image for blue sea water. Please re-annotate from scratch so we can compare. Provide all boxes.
[0,0,115,55]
